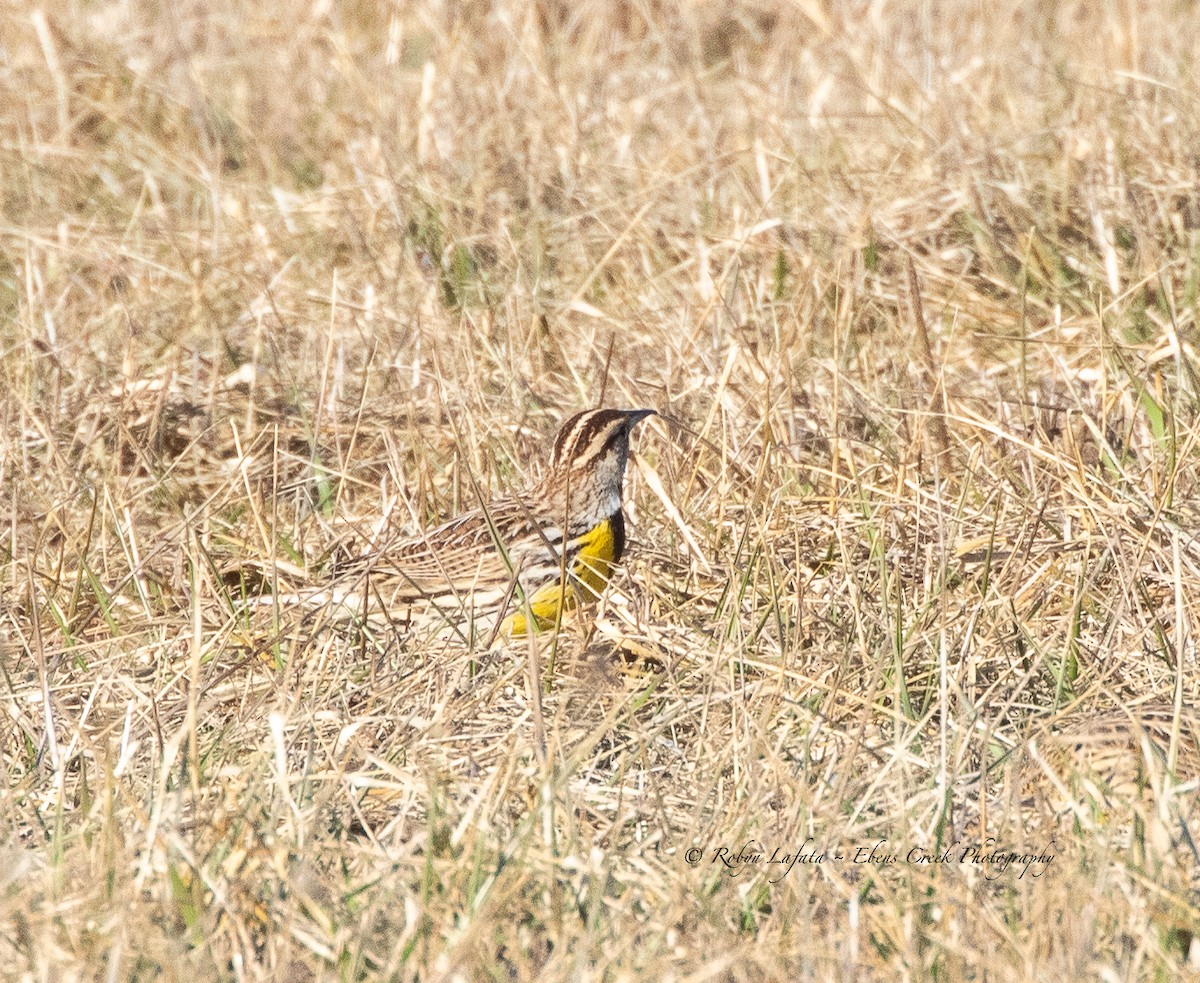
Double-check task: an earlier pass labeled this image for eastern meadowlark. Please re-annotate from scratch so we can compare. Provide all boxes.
[320,407,656,640]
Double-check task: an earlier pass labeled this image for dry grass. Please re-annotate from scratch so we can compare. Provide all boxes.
[3,0,1200,979]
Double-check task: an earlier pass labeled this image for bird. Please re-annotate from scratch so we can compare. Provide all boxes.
[318,407,656,641]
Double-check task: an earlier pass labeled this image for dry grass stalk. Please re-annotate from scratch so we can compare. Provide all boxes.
[2,0,1199,978]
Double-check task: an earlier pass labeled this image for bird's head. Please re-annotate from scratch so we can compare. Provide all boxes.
[538,407,655,522]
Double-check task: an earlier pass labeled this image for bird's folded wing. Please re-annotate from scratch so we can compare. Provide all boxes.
[370,498,550,600]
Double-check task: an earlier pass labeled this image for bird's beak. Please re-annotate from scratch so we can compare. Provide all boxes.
[625,408,656,428]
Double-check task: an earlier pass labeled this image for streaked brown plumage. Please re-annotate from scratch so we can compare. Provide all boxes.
[329,408,655,638]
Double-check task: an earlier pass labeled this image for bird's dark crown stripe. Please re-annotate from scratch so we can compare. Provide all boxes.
[553,410,616,462]
[550,408,640,470]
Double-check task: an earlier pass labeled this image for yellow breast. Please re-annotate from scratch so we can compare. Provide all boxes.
[503,517,618,635]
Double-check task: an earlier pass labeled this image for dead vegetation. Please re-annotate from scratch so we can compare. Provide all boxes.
[2,0,1199,979]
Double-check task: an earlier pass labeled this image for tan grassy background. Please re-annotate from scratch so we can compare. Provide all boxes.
[3,0,1200,978]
